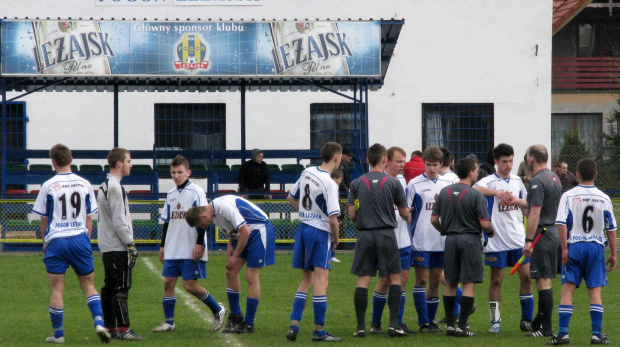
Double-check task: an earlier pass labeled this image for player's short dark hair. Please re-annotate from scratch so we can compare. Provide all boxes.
[492,143,514,160]
[321,142,342,163]
[367,143,387,167]
[411,150,422,158]
[50,144,72,167]
[185,206,207,227]
[455,157,477,179]
[576,158,596,181]
[387,146,406,161]
[171,155,190,170]
[528,145,548,164]
[439,146,452,167]
[422,146,443,164]
[330,170,343,180]
[107,148,130,168]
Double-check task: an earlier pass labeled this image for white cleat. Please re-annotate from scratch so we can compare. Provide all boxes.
[95,325,111,343]
[153,321,176,332]
[45,335,65,344]
[213,304,227,332]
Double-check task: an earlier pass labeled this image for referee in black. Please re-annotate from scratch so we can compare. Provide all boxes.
[431,157,494,337]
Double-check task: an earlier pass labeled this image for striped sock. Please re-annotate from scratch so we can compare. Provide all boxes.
[519,294,534,321]
[49,307,64,338]
[590,304,603,336]
[200,291,221,315]
[371,291,387,325]
[163,296,176,324]
[413,286,428,326]
[427,297,440,322]
[313,295,327,327]
[85,294,104,328]
[290,291,307,322]
[226,288,242,315]
[558,304,573,337]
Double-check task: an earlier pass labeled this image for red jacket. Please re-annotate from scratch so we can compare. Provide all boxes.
[404,156,425,183]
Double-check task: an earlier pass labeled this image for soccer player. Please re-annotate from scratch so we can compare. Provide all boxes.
[369,146,416,334]
[97,148,143,340]
[153,155,226,333]
[285,142,342,343]
[406,146,453,333]
[34,144,111,343]
[185,195,276,334]
[431,157,495,337]
[473,143,533,333]
[522,145,562,338]
[439,146,458,184]
[547,158,617,345]
[349,144,412,338]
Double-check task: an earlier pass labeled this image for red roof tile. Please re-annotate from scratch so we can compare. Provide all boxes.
[553,0,592,35]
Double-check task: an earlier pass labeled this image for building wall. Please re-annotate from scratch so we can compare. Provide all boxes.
[1,0,552,170]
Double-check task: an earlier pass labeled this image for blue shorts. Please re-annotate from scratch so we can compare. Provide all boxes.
[43,233,94,276]
[400,247,412,270]
[412,251,444,269]
[292,223,332,271]
[162,259,207,281]
[233,223,276,268]
[561,242,608,288]
[485,249,529,268]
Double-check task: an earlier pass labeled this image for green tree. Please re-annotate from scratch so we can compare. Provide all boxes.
[557,130,588,172]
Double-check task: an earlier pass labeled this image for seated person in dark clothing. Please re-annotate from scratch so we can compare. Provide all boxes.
[238,148,271,199]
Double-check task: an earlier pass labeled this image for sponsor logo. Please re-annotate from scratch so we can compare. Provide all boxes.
[486,257,498,262]
[499,205,519,212]
[531,185,538,189]
[176,202,182,210]
[572,197,581,204]
[174,34,210,73]
[53,183,62,191]
[414,257,425,262]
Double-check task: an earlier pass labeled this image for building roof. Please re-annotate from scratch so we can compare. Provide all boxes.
[553,0,592,35]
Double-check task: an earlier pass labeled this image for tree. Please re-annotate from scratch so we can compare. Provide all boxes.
[557,130,588,173]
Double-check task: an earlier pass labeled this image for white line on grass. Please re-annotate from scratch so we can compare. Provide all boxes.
[143,257,244,347]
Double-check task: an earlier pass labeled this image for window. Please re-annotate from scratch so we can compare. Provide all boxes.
[2,102,27,164]
[310,103,367,152]
[422,103,494,160]
[154,103,226,165]
[551,113,602,155]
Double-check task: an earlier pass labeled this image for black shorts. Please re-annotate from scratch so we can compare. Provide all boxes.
[350,229,401,278]
[102,251,132,293]
[530,226,559,279]
[444,233,484,284]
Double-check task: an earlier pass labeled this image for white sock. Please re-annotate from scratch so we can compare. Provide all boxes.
[489,301,500,323]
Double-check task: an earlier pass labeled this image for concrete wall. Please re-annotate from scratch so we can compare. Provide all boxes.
[1,0,552,171]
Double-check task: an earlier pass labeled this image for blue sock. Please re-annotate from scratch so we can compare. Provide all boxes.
[454,286,462,317]
[590,304,603,336]
[427,297,440,322]
[520,294,534,321]
[163,295,176,324]
[371,291,387,325]
[291,292,307,322]
[85,294,104,328]
[413,286,428,326]
[314,329,326,337]
[49,307,64,338]
[558,305,573,337]
[227,288,242,315]
[245,297,259,326]
[200,292,221,315]
[313,295,327,327]
[398,291,406,325]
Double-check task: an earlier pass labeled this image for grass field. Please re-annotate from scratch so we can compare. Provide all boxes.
[1,251,619,346]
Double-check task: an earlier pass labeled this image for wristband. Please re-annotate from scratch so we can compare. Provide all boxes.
[525,238,534,242]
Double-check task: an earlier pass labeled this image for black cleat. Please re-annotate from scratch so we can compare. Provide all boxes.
[520,320,534,332]
[429,321,443,332]
[352,329,366,338]
[118,329,144,341]
[419,323,440,333]
[232,322,254,334]
[446,326,456,336]
[369,322,384,334]
[546,335,570,345]
[455,328,476,337]
[591,334,611,345]
[387,326,407,338]
[399,324,416,335]
[285,328,298,342]
[526,330,554,338]
[221,313,243,334]
[312,332,342,342]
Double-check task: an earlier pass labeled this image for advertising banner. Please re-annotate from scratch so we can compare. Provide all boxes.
[1,20,380,77]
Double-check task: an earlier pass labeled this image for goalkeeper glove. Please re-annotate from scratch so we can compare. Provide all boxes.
[127,242,138,269]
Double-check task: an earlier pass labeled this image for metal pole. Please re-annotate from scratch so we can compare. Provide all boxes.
[240,85,246,162]
[114,84,119,148]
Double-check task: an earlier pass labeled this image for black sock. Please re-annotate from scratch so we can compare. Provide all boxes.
[443,295,456,328]
[532,311,542,330]
[387,284,402,328]
[354,287,368,330]
[539,289,554,333]
[458,296,475,330]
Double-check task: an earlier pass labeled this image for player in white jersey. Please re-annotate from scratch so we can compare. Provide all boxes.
[153,156,225,333]
[439,146,459,184]
[369,146,415,334]
[407,146,452,332]
[285,142,342,343]
[185,195,275,334]
[473,143,533,333]
[548,158,617,345]
[33,144,110,343]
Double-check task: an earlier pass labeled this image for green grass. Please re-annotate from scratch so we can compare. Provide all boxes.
[1,251,619,346]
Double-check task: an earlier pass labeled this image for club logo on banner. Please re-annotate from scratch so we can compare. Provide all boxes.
[174,34,209,73]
